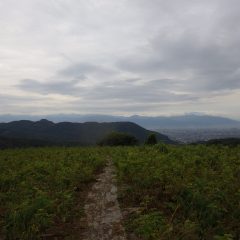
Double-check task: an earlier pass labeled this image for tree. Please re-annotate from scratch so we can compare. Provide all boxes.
[98,132,138,146]
[145,133,157,145]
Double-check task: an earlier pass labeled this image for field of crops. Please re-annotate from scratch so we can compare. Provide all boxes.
[112,144,240,240]
[0,144,239,239]
[0,147,107,239]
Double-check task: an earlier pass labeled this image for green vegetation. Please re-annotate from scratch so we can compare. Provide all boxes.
[205,138,240,147]
[0,147,107,239]
[145,133,158,145]
[112,144,240,240]
[98,132,138,146]
[0,144,239,239]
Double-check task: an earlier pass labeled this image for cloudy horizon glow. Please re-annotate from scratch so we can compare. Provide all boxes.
[0,0,240,119]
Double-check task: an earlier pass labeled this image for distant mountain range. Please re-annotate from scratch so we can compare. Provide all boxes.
[0,114,239,129]
[0,120,174,148]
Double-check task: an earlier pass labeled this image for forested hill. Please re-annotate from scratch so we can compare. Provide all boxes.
[0,120,174,147]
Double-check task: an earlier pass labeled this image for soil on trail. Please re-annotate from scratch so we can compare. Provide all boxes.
[80,162,126,240]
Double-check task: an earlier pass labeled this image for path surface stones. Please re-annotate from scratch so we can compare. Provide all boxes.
[81,162,126,240]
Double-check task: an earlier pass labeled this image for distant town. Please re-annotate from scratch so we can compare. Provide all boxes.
[158,128,240,143]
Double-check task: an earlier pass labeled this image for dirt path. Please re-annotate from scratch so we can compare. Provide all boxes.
[80,162,126,240]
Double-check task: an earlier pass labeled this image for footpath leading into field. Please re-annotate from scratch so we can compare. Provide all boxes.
[80,161,126,240]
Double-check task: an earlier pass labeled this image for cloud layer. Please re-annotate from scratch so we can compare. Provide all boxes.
[0,0,240,118]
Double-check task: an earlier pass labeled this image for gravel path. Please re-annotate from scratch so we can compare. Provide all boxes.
[81,162,126,240]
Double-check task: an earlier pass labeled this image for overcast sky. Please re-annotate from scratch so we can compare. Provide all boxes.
[0,0,240,119]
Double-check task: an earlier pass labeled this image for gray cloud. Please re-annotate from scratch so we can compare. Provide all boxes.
[17,79,82,95]
[0,93,50,114]
[80,79,195,103]
[1,0,240,118]
[16,77,198,106]
[0,93,40,104]
[60,63,116,78]
[116,0,240,96]
[118,29,240,93]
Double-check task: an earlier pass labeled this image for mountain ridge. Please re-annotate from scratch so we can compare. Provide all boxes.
[0,120,174,147]
[0,114,239,129]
